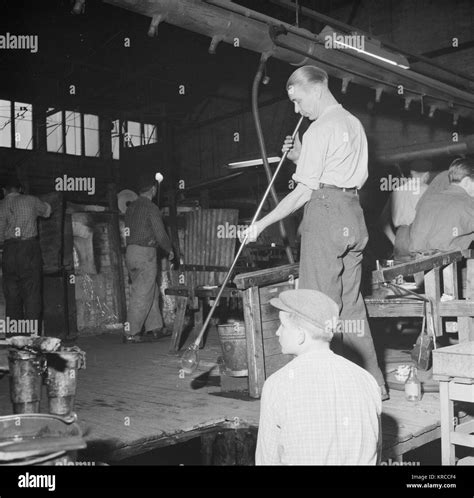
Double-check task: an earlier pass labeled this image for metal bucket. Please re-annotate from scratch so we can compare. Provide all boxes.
[0,412,86,466]
[45,349,85,416]
[8,349,45,414]
[217,321,248,377]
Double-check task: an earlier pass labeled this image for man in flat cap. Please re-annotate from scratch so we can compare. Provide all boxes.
[123,174,173,343]
[256,289,381,465]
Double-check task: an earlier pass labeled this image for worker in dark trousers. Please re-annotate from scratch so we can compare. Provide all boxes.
[123,174,173,343]
[246,66,388,400]
[0,177,51,336]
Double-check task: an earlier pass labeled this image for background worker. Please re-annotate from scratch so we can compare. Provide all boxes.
[124,174,173,343]
[256,289,381,465]
[409,157,474,254]
[0,176,51,336]
[379,159,431,259]
[246,65,387,399]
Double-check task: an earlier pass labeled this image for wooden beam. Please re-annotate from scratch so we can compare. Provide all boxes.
[372,250,469,284]
[234,263,299,290]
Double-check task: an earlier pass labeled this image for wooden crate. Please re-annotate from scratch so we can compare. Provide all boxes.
[234,264,299,398]
[433,341,474,380]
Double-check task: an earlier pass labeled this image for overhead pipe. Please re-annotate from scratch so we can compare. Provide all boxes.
[206,0,474,115]
[251,54,294,264]
[270,0,474,86]
[377,136,474,164]
[104,0,474,119]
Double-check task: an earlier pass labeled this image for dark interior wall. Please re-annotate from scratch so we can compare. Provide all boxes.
[0,147,118,204]
[177,96,457,189]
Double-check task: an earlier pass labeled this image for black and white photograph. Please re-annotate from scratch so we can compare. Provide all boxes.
[0,0,473,492]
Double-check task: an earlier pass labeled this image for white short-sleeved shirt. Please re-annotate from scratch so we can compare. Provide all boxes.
[293,104,368,190]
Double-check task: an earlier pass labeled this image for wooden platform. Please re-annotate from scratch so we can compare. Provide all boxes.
[0,331,463,463]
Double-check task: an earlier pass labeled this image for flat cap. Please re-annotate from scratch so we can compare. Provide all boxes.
[270,289,339,330]
[136,174,155,194]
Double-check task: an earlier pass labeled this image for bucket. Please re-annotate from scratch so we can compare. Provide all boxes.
[45,348,86,416]
[8,349,45,414]
[217,321,248,377]
[0,412,86,466]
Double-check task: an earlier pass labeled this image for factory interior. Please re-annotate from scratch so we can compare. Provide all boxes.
[0,0,473,487]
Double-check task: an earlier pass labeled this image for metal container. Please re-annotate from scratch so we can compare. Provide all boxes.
[8,349,45,414]
[45,348,85,416]
[217,321,248,377]
[0,412,86,466]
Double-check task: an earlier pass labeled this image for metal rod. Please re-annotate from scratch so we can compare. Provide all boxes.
[190,115,305,348]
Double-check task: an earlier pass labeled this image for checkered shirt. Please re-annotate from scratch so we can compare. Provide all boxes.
[0,193,51,245]
[256,348,382,465]
[125,196,172,252]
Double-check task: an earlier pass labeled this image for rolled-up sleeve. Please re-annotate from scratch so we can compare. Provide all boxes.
[255,379,281,465]
[35,198,51,218]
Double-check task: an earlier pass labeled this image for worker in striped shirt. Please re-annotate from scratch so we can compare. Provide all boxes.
[0,176,51,335]
[123,174,173,343]
[256,289,381,465]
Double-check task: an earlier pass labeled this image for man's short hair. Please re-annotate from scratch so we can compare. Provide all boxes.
[448,157,474,184]
[3,176,22,191]
[286,66,328,91]
[283,312,333,343]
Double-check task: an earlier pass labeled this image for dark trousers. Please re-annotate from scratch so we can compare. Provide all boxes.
[2,239,43,328]
[299,188,385,387]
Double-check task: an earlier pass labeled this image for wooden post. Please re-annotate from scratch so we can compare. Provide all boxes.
[106,183,127,325]
[243,286,265,398]
[443,262,459,298]
[424,267,443,336]
[459,258,474,342]
[439,381,456,465]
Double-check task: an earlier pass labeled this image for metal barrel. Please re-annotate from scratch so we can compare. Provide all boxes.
[217,321,248,377]
[46,350,85,416]
[8,349,44,414]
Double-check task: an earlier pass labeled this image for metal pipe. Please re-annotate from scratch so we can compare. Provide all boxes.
[270,0,474,85]
[180,171,244,192]
[251,54,294,264]
[204,0,474,114]
[377,136,474,164]
[104,0,474,118]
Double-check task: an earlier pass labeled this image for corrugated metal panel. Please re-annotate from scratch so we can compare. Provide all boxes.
[182,208,238,287]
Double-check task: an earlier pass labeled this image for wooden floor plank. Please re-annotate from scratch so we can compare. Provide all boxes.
[0,334,445,462]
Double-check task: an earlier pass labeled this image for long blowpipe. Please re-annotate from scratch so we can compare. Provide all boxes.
[180,115,304,373]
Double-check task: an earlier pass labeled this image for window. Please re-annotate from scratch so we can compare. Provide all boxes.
[14,102,33,150]
[84,114,99,157]
[111,119,120,160]
[65,111,82,155]
[144,123,157,144]
[46,108,64,153]
[124,120,141,147]
[0,99,11,148]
